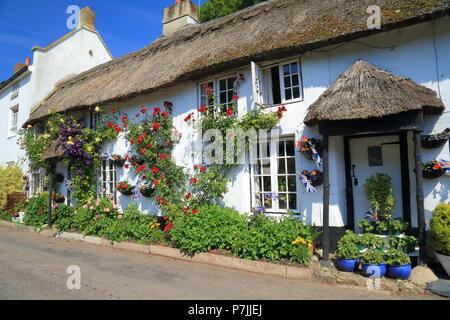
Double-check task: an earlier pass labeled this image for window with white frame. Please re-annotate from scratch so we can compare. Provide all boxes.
[252,137,298,213]
[198,76,238,113]
[98,160,117,202]
[252,59,303,106]
[30,169,46,196]
[218,76,236,107]
[9,105,19,136]
[199,80,215,108]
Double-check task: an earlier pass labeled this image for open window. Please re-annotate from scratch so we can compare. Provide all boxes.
[251,59,303,107]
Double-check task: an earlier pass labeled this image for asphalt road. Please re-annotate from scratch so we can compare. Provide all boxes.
[0,226,443,300]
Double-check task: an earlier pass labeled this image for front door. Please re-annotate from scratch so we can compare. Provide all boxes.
[349,135,404,231]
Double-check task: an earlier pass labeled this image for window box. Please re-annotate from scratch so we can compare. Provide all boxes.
[140,187,156,198]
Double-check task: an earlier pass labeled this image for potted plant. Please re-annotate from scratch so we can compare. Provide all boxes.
[140,186,156,198]
[300,170,323,187]
[387,235,418,254]
[54,173,64,183]
[110,155,125,167]
[422,160,445,179]
[335,231,361,272]
[116,181,134,196]
[357,233,385,251]
[428,203,450,276]
[130,155,145,166]
[298,136,323,161]
[360,250,387,278]
[385,249,412,280]
[421,128,450,149]
[52,192,66,203]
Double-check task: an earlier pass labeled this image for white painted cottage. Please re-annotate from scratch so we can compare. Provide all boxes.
[23,0,450,256]
[0,6,112,194]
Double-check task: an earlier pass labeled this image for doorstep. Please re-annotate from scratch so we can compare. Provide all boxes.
[0,221,312,281]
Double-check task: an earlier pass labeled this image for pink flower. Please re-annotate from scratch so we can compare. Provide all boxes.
[95,215,101,219]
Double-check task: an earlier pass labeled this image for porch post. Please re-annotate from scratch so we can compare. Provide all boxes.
[47,162,55,228]
[413,130,426,265]
[322,135,330,262]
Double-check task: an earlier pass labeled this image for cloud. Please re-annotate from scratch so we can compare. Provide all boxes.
[0,32,38,48]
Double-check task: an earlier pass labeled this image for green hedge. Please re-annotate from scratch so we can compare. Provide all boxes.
[429,203,450,256]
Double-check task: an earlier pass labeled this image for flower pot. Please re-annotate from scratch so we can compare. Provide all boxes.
[435,252,450,277]
[140,187,155,198]
[337,258,359,272]
[387,264,412,280]
[311,172,323,187]
[118,187,135,196]
[361,263,386,278]
[423,169,444,179]
[421,136,449,149]
[54,173,64,183]
[54,197,65,204]
[113,160,125,167]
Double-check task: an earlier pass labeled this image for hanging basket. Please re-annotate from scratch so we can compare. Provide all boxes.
[118,187,135,196]
[54,173,64,183]
[54,197,66,204]
[112,159,125,167]
[140,187,155,198]
[423,168,444,179]
[421,129,450,149]
[310,171,324,187]
[299,138,323,161]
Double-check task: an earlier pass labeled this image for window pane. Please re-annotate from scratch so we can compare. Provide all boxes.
[290,63,298,74]
[263,194,272,209]
[286,140,295,156]
[292,74,299,86]
[282,64,290,76]
[220,92,227,104]
[227,91,233,103]
[219,79,227,91]
[227,77,234,88]
[288,176,296,192]
[292,86,300,99]
[278,158,285,174]
[263,176,271,191]
[287,158,296,174]
[261,159,270,174]
[254,177,261,192]
[284,76,291,88]
[278,141,285,156]
[278,176,287,192]
[255,161,261,175]
[288,194,297,210]
[279,193,287,209]
[285,89,292,101]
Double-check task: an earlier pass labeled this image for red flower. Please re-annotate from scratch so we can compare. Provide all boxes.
[163,216,168,221]
[226,108,234,116]
[124,164,129,169]
[135,113,141,117]
[146,144,151,148]
[152,123,160,131]
[239,73,245,81]
[200,166,207,172]
[154,107,161,113]
[122,115,128,121]
[152,167,160,173]
[112,109,117,114]
[185,193,192,200]
[159,174,165,179]
[205,87,214,95]
[161,111,169,117]
[154,180,159,185]
[106,122,113,128]
[192,209,198,214]
[232,95,239,100]
[184,113,194,122]
[136,164,147,174]
[194,165,198,169]
[433,163,442,170]
[130,140,135,144]
[160,154,167,160]
[39,206,45,210]
[182,208,188,214]
[140,148,146,155]
[189,178,197,184]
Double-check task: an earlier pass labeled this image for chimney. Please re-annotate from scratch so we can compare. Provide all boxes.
[162,0,199,36]
[78,6,96,32]
[13,58,30,74]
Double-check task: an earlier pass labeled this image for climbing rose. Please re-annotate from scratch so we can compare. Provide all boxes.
[152,167,160,173]
[226,108,234,116]
[160,154,167,160]
[152,123,160,131]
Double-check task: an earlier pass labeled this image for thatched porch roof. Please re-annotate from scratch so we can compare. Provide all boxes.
[304,60,445,126]
[25,0,450,126]
[41,140,64,160]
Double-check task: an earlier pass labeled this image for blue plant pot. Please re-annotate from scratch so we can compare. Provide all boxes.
[387,264,412,280]
[337,259,359,272]
[361,263,386,278]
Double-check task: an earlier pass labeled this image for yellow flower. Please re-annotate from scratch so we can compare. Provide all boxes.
[150,223,160,229]
[87,146,93,152]
[66,141,74,145]
[95,106,101,112]
[95,137,101,143]
[68,136,72,140]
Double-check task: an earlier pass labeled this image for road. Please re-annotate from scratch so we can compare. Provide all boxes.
[0,226,443,300]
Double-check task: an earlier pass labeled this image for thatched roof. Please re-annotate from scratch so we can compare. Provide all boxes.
[304,60,445,126]
[26,0,450,125]
[41,140,64,160]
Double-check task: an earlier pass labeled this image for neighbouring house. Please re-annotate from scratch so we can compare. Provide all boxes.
[0,6,112,195]
[23,0,450,257]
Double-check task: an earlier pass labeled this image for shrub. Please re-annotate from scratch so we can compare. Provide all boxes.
[0,164,23,211]
[360,249,387,264]
[336,230,361,259]
[428,203,450,256]
[385,249,411,265]
[232,214,320,265]
[169,205,248,255]
[73,198,118,236]
[23,193,49,227]
[364,173,394,218]
[53,204,77,231]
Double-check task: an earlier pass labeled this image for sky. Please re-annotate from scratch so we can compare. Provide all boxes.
[0,0,201,81]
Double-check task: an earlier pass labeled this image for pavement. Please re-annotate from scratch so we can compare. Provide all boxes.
[0,226,445,300]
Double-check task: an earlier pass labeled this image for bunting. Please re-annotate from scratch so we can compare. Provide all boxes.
[300,173,317,193]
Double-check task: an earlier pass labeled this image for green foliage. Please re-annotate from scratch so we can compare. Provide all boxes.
[170,205,247,255]
[23,193,49,227]
[199,0,267,23]
[385,249,411,265]
[358,217,408,235]
[360,249,387,264]
[428,203,450,255]
[232,214,319,265]
[53,204,77,231]
[0,164,23,211]
[336,231,361,259]
[358,233,385,250]
[364,173,395,218]
[387,235,417,253]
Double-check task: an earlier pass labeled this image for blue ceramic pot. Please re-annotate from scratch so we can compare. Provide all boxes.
[361,263,386,278]
[337,259,359,272]
[387,264,412,280]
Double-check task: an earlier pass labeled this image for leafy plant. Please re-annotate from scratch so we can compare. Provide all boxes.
[0,164,23,211]
[428,203,450,256]
[385,249,411,265]
[23,193,49,228]
[359,233,385,250]
[336,230,361,259]
[387,235,417,253]
[364,173,395,219]
[199,0,268,23]
[360,249,387,264]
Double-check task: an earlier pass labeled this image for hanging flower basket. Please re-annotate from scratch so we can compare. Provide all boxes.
[299,137,323,161]
[421,128,450,149]
[110,155,125,167]
[301,170,323,187]
[422,161,445,179]
[130,156,145,166]
[52,192,66,203]
[117,181,135,196]
[140,187,155,198]
[54,173,64,183]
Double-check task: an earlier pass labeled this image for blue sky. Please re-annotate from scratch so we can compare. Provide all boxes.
[0,0,198,81]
